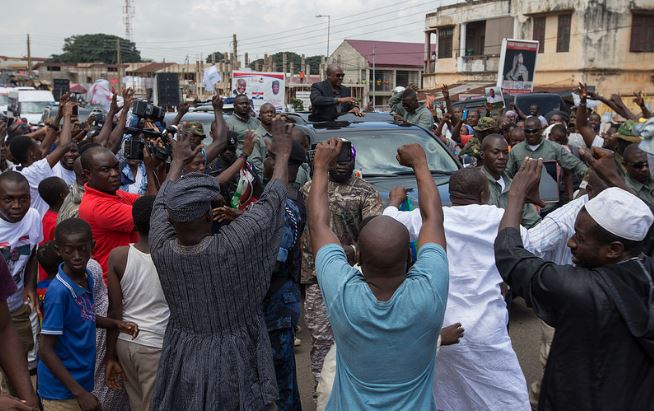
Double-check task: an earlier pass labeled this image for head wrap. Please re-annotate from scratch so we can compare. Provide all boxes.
[584,187,653,241]
[164,172,221,222]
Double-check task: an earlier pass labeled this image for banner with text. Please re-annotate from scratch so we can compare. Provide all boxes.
[232,71,285,112]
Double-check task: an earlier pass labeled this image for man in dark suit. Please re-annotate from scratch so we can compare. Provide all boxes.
[309,64,364,122]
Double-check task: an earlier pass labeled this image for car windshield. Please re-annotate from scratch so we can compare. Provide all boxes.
[320,129,459,176]
[20,101,51,114]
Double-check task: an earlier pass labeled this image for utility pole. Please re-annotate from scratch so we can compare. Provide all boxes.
[26,34,32,78]
[116,39,122,91]
[372,45,376,110]
[232,34,238,69]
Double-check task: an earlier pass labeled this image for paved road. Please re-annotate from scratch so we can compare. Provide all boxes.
[294,297,541,410]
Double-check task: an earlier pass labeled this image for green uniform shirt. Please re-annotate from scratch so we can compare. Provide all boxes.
[625,175,654,207]
[507,139,588,180]
[388,93,433,130]
[225,114,266,173]
[481,166,541,228]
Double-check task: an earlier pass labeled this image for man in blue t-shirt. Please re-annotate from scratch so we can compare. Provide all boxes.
[308,139,449,410]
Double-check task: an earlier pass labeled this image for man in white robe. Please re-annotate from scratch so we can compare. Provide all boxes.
[384,168,530,411]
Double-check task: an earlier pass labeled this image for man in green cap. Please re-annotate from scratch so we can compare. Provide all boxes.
[459,116,498,161]
[182,121,206,147]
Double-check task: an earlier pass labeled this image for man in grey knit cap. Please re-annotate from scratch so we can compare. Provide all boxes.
[149,119,293,410]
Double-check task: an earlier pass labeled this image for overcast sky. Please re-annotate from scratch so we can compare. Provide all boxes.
[1,0,458,63]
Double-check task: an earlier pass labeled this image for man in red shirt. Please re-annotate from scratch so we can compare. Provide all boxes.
[78,147,140,281]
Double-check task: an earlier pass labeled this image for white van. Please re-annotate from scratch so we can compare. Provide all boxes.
[8,89,55,124]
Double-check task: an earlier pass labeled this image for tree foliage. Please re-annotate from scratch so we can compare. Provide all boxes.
[248,52,323,74]
[49,34,141,64]
[206,51,226,63]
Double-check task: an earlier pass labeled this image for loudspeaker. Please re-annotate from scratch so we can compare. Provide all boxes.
[156,73,180,107]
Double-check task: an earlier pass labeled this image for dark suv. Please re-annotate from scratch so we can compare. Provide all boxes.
[295,120,461,205]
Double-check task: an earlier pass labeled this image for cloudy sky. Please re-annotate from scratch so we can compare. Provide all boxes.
[1,0,457,63]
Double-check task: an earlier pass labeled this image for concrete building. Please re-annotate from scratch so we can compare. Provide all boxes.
[330,39,430,109]
[422,0,654,108]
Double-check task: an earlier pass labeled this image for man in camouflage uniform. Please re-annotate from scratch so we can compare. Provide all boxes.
[459,116,498,163]
[300,142,384,386]
[263,140,307,411]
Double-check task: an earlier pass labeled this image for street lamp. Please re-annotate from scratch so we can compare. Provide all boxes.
[316,14,331,60]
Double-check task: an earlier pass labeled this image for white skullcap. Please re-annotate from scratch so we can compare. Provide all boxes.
[584,187,654,241]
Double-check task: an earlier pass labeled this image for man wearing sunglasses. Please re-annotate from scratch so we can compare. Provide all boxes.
[506,116,588,181]
[623,143,654,206]
[309,64,363,122]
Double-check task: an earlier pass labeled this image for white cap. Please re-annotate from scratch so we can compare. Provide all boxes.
[585,187,654,241]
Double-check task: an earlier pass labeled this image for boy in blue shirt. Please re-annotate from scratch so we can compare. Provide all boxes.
[308,139,449,410]
[38,218,138,411]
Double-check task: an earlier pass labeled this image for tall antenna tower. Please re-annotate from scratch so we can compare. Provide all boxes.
[123,0,135,40]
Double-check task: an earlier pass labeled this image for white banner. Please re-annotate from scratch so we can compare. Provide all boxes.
[232,71,285,112]
[203,65,222,93]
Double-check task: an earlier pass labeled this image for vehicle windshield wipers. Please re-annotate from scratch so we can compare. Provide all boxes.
[363,170,454,177]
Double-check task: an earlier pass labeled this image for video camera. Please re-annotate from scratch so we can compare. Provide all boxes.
[123,119,176,162]
[132,100,165,121]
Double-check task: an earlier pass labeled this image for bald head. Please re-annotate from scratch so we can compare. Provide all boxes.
[326,64,342,76]
[449,168,488,205]
[358,216,410,277]
[481,133,507,152]
[326,64,345,87]
[623,143,645,162]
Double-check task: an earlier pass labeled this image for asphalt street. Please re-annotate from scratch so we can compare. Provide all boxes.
[295,297,541,410]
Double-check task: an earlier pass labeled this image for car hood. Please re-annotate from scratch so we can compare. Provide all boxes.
[363,174,452,206]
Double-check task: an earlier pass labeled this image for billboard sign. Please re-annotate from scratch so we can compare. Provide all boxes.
[497,39,539,95]
[232,71,285,112]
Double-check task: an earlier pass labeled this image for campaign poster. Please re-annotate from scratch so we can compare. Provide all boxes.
[497,39,539,95]
[232,71,285,112]
[485,86,505,109]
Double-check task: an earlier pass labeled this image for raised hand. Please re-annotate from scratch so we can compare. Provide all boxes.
[211,94,224,111]
[62,101,76,118]
[172,128,203,164]
[510,157,545,207]
[633,91,645,107]
[270,118,293,158]
[110,92,118,113]
[243,130,256,157]
[212,206,243,222]
[178,101,191,114]
[388,186,408,207]
[577,82,589,103]
[396,143,427,169]
[122,88,135,110]
[441,83,449,99]
[59,91,70,107]
[314,138,342,169]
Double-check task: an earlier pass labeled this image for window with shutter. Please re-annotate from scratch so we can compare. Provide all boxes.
[438,27,454,59]
[630,12,654,52]
[533,16,546,53]
[557,13,572,53]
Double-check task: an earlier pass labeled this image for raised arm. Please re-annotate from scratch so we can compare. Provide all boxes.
[205,95,228,162]
[94,93,118,147]
[308,138,342,256]
[633,91,652,118]
[396,144,446,249]
[442,84,454,116]
[45,102,73,168]
[104,246,127,390]
[215,130,254,185]
[169,101,190,127]
[576,84,598,148]
[107,88,135,153]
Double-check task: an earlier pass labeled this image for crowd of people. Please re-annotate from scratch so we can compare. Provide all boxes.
[0,61,653,411]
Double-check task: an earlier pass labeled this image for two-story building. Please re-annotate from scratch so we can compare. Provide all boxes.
[423,0,654,108]
[330,39,431,109]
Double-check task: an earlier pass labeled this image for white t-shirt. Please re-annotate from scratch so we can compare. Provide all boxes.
[13,158,54,217]
[0,208,43,312]
[52,162,77,186]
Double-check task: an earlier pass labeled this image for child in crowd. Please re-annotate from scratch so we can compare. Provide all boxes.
[36,241,61,316]
[37,177,69,283]
[37,218,138,411]
[106,195,169,411]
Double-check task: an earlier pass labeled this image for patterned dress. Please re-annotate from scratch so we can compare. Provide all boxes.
[89,259,130,410]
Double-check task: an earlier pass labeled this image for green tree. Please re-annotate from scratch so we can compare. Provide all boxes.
[248,52,323,74]
[206,51,225,63]
[49,34,141,64]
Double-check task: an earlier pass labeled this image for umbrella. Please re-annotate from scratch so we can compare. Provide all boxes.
[70,83,87,94]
